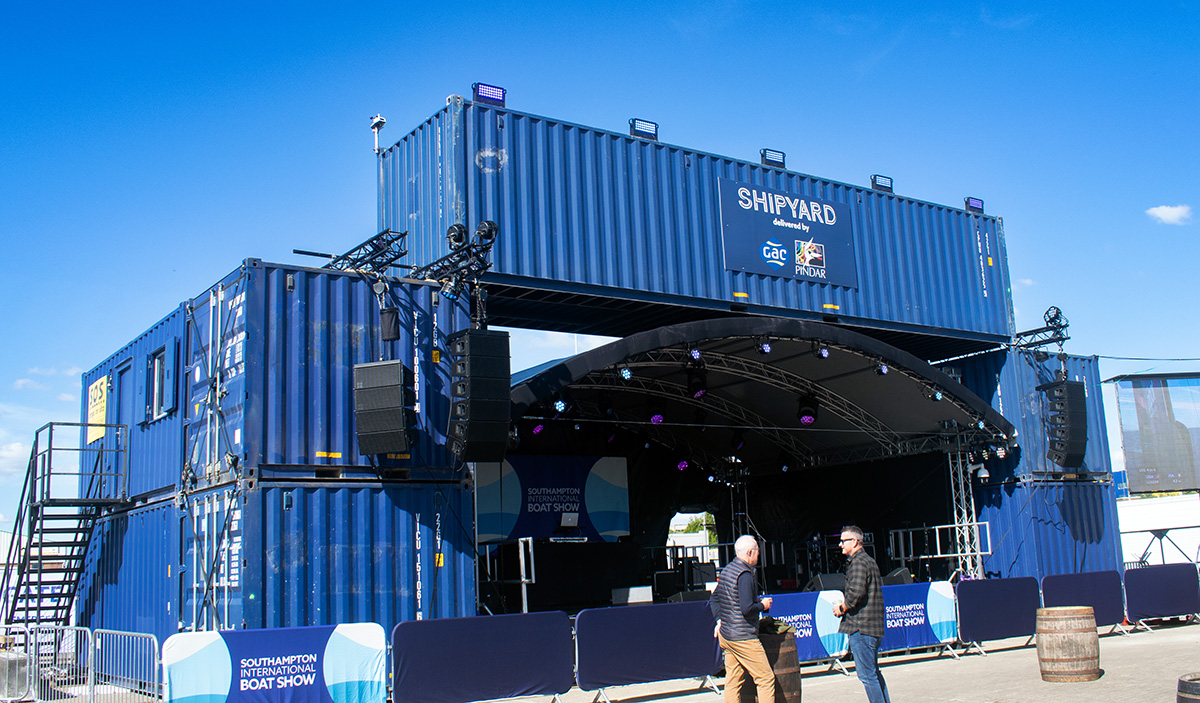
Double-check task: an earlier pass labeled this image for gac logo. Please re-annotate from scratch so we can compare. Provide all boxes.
[760,239,788,269]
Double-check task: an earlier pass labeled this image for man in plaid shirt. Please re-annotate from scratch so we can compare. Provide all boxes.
[833,525,891,703]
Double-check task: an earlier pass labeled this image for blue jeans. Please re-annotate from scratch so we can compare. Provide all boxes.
[848,632,891,703]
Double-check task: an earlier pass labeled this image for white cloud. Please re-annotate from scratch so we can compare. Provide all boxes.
[13,378,49,391]
[58,393,77,403]
[1015,278,1035,287]
[0,442,29,478]
[1146,204,1192,225]
[26,365,83,377]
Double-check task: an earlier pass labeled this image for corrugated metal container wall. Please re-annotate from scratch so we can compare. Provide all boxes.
[183,260,470,481]
[381,101,1014,342]
[977,480,1123,580]
[955,349,1112,477]
[77,499,178,645]
[80,308,187,499]
[240,482,475,632]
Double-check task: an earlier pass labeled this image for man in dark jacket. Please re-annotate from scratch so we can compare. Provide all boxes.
[833,525,890,703]
[710,535,774,703]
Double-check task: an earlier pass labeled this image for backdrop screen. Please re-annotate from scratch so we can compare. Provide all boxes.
[1116,375,1200,493]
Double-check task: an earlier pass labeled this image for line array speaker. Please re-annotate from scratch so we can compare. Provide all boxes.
[1038,379,1088,468]
[447,329,510,462]
[353,360,416,455]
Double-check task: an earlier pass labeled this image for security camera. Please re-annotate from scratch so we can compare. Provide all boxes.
[369,114,386,132]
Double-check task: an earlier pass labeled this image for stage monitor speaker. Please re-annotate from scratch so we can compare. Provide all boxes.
[667,589,711,602]
[447,329,510,462]
[803,572,845,592]
[1037,379,1088,468]
[884,567,913,585]
[353,360,415,455]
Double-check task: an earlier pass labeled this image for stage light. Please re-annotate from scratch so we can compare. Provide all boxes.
[607,433,617,443]
[871,174,894,193]
[688,348,702,360]
[965,196,985,214]
[446,223,469,250]
[472,82,506,107]
[875,363,889,375]
[532,423,544,435]
[629,118,659,141]
[686,368,708,399]
[781,464,789,472]
[976,420,986,430]
[925,387,944,402]
[573,423,581,431]
[677,460,689,471]
[651,413,664,425]
[619,366,633,380]
[797,396,819,426]
[474,220,499,245]
[552,399,567,413]
[756,339,772,355]
[760,148,786,169]
[995,446,1007,459]
[813,344,830,359]
[707,475,715,483]
[439,280,458,300]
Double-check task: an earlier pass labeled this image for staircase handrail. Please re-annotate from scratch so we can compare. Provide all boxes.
[1,435,39,624]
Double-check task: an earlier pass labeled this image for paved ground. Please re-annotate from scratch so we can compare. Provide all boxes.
[552,620,1200,703]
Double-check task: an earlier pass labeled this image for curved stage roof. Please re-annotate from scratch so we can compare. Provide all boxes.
[509,317,1014,476]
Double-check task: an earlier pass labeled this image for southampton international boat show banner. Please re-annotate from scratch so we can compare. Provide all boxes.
[163,623,386,703]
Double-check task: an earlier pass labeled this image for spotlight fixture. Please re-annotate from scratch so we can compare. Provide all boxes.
[925,387,944,402]
[629,118,659,141]
[677,460,689,471]
[756,339,772,355]
[619,366,633,381]
[871,174,894,193]
[688,348,702,361]
[976,420,986,430]
[474,220,499,245]
[796,396,819,426]
[650,413,664,425]
[532,423,545,435]
[573,423,582,431]
[964,196,985,214]
[439,280,459,300]
[994,446,1007,459]
[707,475,715,483]
[813,344,830,359]
[781,464,789,472]
[472,82,506,107]
[760,148,786,169]
[553,399,567,413]
[446,223,469,250]
[875,363,890,376]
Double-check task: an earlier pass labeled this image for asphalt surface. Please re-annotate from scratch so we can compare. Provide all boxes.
[550,620,1200,703]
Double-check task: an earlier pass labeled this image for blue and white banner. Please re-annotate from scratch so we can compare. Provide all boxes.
[768,591,848,662]
[880,581,957,652]
[475,456,630,543]
[163,623,386,703]
[718,177,858,288]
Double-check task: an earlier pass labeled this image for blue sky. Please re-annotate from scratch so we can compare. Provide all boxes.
[2,2,1198,529]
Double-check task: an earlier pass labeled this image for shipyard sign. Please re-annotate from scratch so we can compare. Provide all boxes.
[718,177,858,288]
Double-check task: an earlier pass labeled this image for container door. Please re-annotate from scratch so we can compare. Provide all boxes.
[180,488,244,630]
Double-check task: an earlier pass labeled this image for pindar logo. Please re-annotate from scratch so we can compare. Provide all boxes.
[760,239,789,269]
[795,239,825,268]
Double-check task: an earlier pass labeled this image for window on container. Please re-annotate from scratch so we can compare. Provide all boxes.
[146,341,177,421]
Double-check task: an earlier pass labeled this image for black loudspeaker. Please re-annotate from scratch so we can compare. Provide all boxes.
[447,329,510,462]
[353,360,416,455]
[884,567,913,585]
[1038,380,1088,468]
[803,573,845,592]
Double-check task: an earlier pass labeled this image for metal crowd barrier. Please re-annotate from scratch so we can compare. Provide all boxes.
[1,625,159,703]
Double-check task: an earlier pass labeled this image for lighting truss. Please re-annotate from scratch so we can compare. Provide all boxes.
[322,229,409,275]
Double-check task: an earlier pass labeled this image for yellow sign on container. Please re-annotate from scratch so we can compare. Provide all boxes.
[86,377,107,444]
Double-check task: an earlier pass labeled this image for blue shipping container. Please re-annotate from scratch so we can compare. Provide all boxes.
[381,98,1014,346]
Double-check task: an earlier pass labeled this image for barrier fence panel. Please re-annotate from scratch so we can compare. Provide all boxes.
[94,630,160,703]
[574,601,720,692]
[766,591,848,664]
[1124,563,1200,623]
[29,626,92,703]
[1,624,32,702]
[956,577,1041,648]
[1041,571,1126,628]
[879,582,958,654]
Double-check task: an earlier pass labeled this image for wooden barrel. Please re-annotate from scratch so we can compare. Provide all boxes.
[738,632,801,703]
[1035,606,1100,682]
[1178,672,1200,702]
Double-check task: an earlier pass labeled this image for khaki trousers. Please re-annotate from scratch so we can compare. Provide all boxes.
[718,632,776,703]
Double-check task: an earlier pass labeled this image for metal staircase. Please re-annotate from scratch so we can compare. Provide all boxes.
[2,422,127,626]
